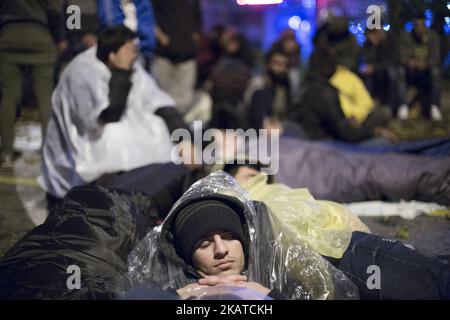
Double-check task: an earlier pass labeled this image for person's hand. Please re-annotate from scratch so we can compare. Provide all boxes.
[199,276,271,297]
[198,275,247,286]
[374,127,398,143]
[176,283,208,300]
[408,59,421,71]
[416,60,426,71]
[233,282,271,296]
[109,40,138,71]
[155,25,170,47]
[192,32,200,46]
[57,40,69,54]
[82,33,97,48]
[262,117,284,136]
[361,64,374,75]
[348,116,360,128]
[177,140,201,172]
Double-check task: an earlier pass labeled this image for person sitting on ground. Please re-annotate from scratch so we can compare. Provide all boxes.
[39,26,190,208]
[247,48,303,137]
[292,49,397,144]
[360,28,400,113]
[331,64,380,126]
[270,28,302,105]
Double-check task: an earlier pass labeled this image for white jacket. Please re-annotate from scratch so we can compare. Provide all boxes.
[39,47,175,197]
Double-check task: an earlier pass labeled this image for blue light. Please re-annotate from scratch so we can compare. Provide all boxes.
[300,20,311,33]
[405,21,413,32]
[356,34,366,47]
[301,0,315,9]
[445,17,450,25]
[383,24,390,31]
[445,24,450,36]
[357,23,364,32]
[288,16,302,30]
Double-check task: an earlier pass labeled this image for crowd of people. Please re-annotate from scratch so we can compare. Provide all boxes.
[0,1,446,170]
[0,0,449,300]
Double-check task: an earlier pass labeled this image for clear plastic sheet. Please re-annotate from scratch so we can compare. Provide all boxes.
[117,172,358,300]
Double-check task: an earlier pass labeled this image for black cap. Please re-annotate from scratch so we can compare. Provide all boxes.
[172,197,248,264]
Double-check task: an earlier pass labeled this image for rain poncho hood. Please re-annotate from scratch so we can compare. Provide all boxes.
[39,46,175,197]
[119,172,358,300]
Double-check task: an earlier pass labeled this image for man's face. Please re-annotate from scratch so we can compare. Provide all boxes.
[268,53,289,78]
[110,39,138,66]
[233,166,260,185]
[282,37,299,55]
[192,230,245,277]
[413,19,426,37]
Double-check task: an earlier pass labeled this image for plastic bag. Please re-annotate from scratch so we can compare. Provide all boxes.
[243,174,370,258]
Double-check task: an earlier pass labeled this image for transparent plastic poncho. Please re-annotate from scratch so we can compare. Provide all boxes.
[117,172,358,300]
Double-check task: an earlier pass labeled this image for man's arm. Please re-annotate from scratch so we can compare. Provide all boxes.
[46,0,66,47]
[317,90,374,142]
[98,68,133,124]
[427,31,441,68]
[154,106,189,135]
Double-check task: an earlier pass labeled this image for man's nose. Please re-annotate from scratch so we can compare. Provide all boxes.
[213,235,229,258]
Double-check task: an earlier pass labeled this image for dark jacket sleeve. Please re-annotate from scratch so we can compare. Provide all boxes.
[267,289,287,300]
[149,174,190,219]
[98,68,133,124]
[154,106,189,135]
[149,169,205,219]
[151,0,162,25]
[249,89,272,130]
[427,30,441,68]
[47,0,66,43]
[193,0,202,33]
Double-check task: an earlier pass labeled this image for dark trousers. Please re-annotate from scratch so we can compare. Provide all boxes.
[325,232,450,300]
[398,66,441,118]
[363,66,399,111]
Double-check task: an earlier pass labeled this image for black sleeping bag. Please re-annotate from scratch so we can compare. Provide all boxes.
[0,186,155,300]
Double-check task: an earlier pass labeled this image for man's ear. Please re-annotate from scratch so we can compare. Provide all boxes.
[108,51,116,64]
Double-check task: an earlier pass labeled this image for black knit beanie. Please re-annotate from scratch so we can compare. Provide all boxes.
[173,199,247,264]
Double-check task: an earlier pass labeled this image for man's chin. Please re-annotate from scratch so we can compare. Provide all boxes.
[215,269,240,277]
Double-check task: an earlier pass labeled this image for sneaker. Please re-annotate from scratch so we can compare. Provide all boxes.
[397,104,409,120]
[431,105,443,121]
[0,152,14,170]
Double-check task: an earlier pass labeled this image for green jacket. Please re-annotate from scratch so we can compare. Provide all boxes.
[0,0,65,64]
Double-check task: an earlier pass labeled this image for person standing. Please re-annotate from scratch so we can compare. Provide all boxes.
[0,0,66,169]
[397,14,443,121]
[151,0,202,114]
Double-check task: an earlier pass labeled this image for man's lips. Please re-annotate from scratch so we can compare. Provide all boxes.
[215,260,235,270]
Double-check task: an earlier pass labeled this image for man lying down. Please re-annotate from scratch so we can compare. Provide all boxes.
[120,172,450,300]
[0,169,449,299]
